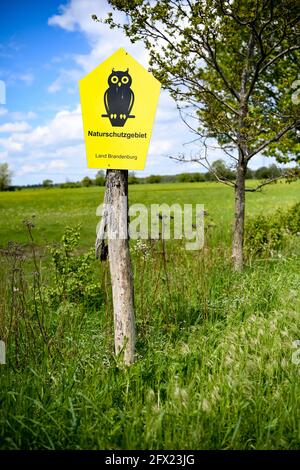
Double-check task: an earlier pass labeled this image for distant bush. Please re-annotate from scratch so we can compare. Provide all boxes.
[176,172,206,183]
[42,179,53,188]
[59,182,82,189]
[147,175,162,184]
[0,163,12,191]
[245,202,300,257]
[254,164,281,180]
[2,186,16,191]
[128,171,139,184]
[246,167,255,179]
[209,159,236,181]
[81,176,94,187]
[95,170,105,186]
[192,172,206,182]
[177,173,192,183]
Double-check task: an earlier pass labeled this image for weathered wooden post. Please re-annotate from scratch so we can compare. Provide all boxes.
[79,48,160,365]
[99,169,135,364]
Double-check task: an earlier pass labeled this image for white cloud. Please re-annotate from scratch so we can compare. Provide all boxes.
[19,73,34,86]
[19,163,47,175]
[47,0,148,92]
[0,105,88,183]
[3,3,232,183]
[5,106,83,150]
[0,109,37,121]
[0,98,197,183]
[42,1,201,179]
[9,111,37,121]
[50,159,68,169]
[0,138,23,152]
[47,68,82,93]
[52,143,85,159]
[148,138,174,156]
[1,70,35,87]
[48,0,105,35]
[19,159,68,176]
[5,0,272,185]
[44,1,202,178]
[0,121,31,133]
[0,151,8,161]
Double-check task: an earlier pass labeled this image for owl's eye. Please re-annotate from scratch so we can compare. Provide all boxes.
[111,76,118,84]
[121,76,129,84]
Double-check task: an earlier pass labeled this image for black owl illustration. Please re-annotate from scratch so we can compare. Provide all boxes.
[101,69,135,127]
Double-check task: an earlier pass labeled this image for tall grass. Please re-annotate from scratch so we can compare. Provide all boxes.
[1,229,300,448]
[0,182,300,449]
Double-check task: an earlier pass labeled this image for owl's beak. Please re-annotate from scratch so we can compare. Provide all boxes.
[118,83,121,87]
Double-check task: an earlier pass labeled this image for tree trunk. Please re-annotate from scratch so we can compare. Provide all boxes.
[105,169,135,365]
[232,162,246,271]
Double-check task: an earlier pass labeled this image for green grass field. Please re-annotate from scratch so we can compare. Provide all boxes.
[0,180,300,449]
[0,180,299,247]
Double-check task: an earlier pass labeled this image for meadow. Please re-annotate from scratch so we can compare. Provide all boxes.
[0,180,300,449]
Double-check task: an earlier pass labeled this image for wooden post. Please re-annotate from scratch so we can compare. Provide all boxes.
[96,169,135,365]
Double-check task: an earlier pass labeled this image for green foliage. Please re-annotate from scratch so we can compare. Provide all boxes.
[0,163,12,191]
[282,202,300,235]
[95,170,105,186]
[128,171,139,184]
[46,226,104,310]
[1,224,300,449]
[1,183,300,448]
[59,181,82,189]
[176,173,193,183]
[210,159,236,180]
[107,1,300,162]
[34,166,296,190]
[147,174,162,184]
[190,172,206,182]
[1,181,300,249]
[255,164,281,180]
[42,179,53,188]
[245,202,300,257]
[107,1,299,267]
[176,172,206,183]
[81,176,93,187]
[245,214,286,257]
[246,167,255,179]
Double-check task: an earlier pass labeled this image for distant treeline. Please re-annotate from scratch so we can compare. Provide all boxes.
[4,161,296,190]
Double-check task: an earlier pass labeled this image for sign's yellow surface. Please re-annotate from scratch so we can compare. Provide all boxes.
[79,48,161,170]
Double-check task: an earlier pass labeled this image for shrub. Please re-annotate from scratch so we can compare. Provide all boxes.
[59,182,82,189]
[245,202,300,258]
[81,176,93,187]
[147,175,162,184]
[46,226,104,310]
[282,202,300,235]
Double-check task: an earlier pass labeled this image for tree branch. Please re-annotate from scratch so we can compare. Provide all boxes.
[245,174,285,192]
[259,45,300,75]
[204,37,240,101]
[169,148,236,189]
[248,120,300,159]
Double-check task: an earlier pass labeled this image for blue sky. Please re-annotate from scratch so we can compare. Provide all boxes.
[0,0,273,185]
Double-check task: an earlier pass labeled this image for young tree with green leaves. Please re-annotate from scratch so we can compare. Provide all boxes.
[97,0,300,270]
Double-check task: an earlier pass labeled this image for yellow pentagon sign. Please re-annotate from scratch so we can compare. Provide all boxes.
[79,48,161,170]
